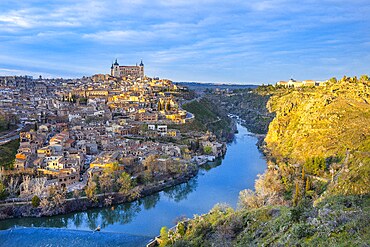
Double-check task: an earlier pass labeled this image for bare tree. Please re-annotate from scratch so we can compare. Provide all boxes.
[48,185,66,207]
[142,155,157,174]
[21,175,31,197]
[85,180,97,201]
[73,189,80,199]
[238,189,261,209]
[33,177,47,197]
[7,176,20,198]
[100,173,113,195]
[53,191,66,207]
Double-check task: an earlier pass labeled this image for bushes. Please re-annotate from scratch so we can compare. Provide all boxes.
[161,195,369,246]
[238,189,261,209]
[291,223,314,239]
[31,195,41,207]
[304,157,326,175]
[0,139,19,169]
[203,146,212,155]
[159,226,169,247]
[182,98,234,141]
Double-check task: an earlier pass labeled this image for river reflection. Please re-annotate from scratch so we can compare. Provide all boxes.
[0,124,267,237]
[162,177,198,202]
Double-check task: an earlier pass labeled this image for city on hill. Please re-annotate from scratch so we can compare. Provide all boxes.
[0,61,230,218]
[0,61,369,246]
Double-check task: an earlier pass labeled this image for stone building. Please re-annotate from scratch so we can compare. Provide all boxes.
[110,59,144,78]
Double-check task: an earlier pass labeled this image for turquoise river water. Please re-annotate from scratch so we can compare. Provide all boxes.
[0,124,267,246]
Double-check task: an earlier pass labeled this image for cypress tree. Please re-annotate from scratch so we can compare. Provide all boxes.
[305,177,311,192]
[293,181,299,206]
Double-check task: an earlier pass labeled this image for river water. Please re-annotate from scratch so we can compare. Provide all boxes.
[0,124,266,245]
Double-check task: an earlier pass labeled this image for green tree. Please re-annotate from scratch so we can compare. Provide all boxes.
[32,195,41,207]
[293,181,300,206]
[118,172,133,195]
[177,222,185,236]
[203,146,212,155]
[318,157,326,171]
[305,177,311,192]
[159,226,169,247]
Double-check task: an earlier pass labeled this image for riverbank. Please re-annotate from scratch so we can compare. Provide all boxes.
[0,124,266,238]
[0,166,198,220]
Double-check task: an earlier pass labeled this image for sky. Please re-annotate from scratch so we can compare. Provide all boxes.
[0,0,369,84]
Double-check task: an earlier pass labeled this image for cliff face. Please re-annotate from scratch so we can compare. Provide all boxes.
[158,77,370,246]
[207,91,275,135]
[265,80,370,164]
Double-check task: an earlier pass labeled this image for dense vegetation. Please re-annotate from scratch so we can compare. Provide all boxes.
[0,114,10,133]
[0,139,20,169]
[180,98,235,142]
[159,76,370,246]
[206,90,274,134]
[159,195,369,247]
[0,112,17,133]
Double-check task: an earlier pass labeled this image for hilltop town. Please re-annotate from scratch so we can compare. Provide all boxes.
[0,61,226,216]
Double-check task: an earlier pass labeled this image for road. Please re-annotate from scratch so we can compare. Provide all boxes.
[0,124,24,145]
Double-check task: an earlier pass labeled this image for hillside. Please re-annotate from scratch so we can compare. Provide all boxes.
[0,139,19,170]
[180,98,236,142]
[158,76,370,246]
[206,90,274,134]
[265,78,370,164]
[159,195,369,247]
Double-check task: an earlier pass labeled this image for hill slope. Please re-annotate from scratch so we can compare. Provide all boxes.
[158,76,370,246]
[265,79,370,164]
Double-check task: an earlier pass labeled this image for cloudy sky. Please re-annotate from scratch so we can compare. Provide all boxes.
[0,0,369,83]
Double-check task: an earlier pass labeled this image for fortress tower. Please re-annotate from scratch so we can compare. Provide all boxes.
[110,59,144,78]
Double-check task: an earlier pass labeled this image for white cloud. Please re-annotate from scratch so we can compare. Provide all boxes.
[83,30,155,43]
[0,0,369,82]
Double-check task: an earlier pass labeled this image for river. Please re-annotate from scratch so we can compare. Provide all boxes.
[0,124,267,246]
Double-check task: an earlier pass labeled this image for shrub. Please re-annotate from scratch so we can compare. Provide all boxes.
[290,207,302,223]
[177,222,185,236]
[159,226,169,247]
[173,240,192,247]
[203,146,212,155]
[31,195,41,207]
[291,223,313,239]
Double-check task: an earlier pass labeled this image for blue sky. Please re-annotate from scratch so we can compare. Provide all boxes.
[0,0,369,84]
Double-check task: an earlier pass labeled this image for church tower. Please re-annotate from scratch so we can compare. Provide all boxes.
[111,59,120,77]
[139,59,144,78]
[110,62,114,76]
